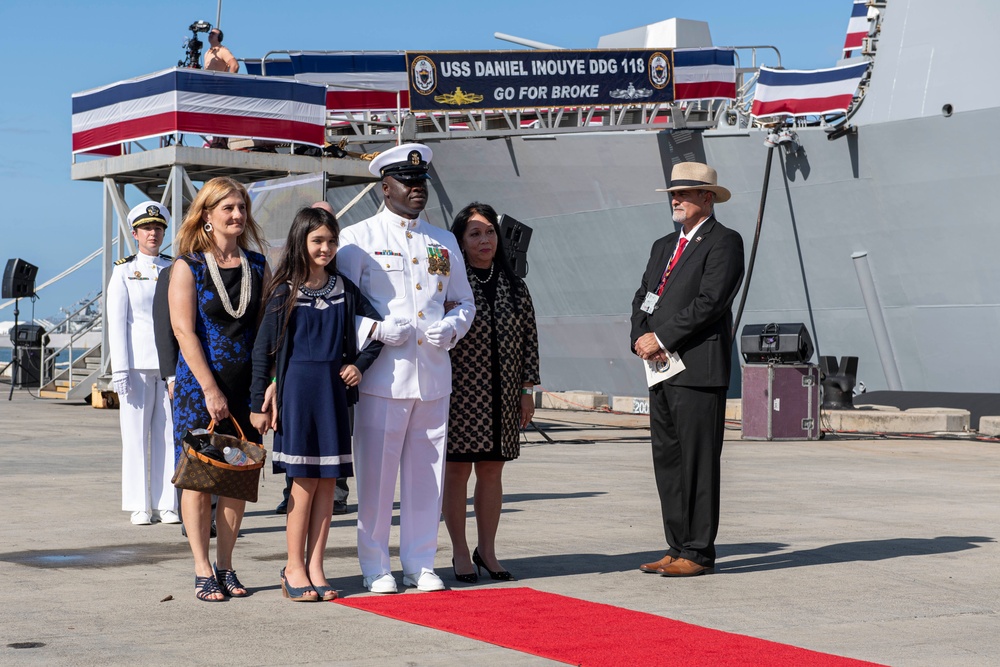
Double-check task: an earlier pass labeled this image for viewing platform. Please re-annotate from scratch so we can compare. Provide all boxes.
[70,144,375,191]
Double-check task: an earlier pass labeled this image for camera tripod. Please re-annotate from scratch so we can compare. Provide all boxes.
[178,35,204,69]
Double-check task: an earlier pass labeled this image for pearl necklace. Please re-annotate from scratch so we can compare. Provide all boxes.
[204,248,252,319]
[472,262,495,284]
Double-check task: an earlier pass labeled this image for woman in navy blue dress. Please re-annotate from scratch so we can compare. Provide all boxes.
[250,207,383,601]
[170,177,270,602]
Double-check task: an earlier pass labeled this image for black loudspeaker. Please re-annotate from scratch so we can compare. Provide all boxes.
[741,322,815,364]
[2,259,38,299]
[10,324,49,347]
[498,214,532,279]
[13,347,53,388]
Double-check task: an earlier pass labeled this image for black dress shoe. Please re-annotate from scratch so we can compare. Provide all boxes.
[473,547,515,581]
[452,558,478,584]
[332,501,348,515]
[275,500,288,515]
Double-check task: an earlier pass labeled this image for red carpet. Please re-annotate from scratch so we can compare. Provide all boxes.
[338,587,884,666]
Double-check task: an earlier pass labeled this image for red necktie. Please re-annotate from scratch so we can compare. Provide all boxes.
[655,237,688,296]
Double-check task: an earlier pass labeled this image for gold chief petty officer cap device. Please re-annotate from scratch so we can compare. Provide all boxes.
[368,143,433,182]
[127,200,170,229]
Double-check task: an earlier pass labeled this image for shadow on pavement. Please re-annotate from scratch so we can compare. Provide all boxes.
[720,535,995,573]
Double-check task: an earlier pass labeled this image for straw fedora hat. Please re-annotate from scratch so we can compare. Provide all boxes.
[656,161,731,203]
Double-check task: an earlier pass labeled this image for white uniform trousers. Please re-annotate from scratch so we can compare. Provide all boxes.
[120,369,175,513]
[355,394,448,577]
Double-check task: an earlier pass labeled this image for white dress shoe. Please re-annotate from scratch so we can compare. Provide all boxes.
[403,571,445,592]
[363,573,398,594]
[130,511,152,526]
[158,510,181,524]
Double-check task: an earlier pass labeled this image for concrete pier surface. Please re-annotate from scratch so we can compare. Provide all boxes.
[1,391,997,666]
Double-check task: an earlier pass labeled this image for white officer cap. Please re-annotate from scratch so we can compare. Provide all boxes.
[368,143,433,181]
[127,201,170,229]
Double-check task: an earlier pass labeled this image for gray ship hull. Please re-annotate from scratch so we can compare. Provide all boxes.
[338,105,999,397]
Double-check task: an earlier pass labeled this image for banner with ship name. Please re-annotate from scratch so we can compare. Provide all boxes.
[405,48,735,112]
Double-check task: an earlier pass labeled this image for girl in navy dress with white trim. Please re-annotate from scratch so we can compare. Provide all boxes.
[250,207,383,601]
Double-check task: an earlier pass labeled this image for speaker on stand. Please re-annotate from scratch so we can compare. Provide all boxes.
[2,258,39,399]
[3,259,38,300]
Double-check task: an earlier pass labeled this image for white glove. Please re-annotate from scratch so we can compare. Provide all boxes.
[112,371,130,396]
[373,317,413,347]
[424,321,456,348]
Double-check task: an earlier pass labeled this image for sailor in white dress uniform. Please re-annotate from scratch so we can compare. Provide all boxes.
[107,201,177,526]
[338,144,476,593]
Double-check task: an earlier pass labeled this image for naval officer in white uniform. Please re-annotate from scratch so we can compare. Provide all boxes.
[107,202,177,526]
[338,143,476,593]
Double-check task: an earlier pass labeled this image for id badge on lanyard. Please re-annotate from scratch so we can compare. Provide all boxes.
[640,292,658,314]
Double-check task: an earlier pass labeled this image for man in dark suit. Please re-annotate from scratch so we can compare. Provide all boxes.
[152,265,177,393]
[630,161,745,577]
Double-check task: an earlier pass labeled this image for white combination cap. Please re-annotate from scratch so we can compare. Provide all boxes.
[127,201,170,228]
[368,143,433,180]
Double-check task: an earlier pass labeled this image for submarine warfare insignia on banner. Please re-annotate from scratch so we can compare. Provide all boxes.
[433,87,484,106]
[609,83,653,101]
[426,246,451,275]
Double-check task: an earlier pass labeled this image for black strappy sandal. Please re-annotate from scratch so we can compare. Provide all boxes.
[195,575,225,602]
[213,562,248,597]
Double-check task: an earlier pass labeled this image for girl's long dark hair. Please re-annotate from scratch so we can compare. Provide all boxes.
[261,207,340,353]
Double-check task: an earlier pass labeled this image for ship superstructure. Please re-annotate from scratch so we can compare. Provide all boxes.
[64,0,1000,399]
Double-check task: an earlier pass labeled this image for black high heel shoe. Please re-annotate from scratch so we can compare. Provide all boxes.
[473,547,515,581]
[452,558,478,584]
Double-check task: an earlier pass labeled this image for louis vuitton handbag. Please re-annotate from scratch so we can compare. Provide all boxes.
[172,418,266,502]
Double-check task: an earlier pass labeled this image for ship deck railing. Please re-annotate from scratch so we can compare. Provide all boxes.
[325,99,732,143]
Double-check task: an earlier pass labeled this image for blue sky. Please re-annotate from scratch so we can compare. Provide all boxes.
[0,1,850,318]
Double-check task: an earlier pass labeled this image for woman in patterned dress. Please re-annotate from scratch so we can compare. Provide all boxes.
[443,202,540,583]
[169,177,270,602]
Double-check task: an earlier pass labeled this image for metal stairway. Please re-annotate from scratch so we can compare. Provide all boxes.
[37,294,104,400]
